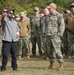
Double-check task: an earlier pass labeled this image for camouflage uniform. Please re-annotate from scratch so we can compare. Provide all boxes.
[46,12,65,63]
[62,29,68,56]
[62,12,70,57]
[0,17,2,56]
[18,36,30,56]
[0,33,2,57]
[30,15,42,56]
[18,17,31,57]
[40,15,49,58]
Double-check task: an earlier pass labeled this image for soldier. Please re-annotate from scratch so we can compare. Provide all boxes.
[30,7,42,56]
[40,7,50,59]
[62,10,71,58]
[18,11,31,59]
[64,3,74,59]
[0,15,2,57]
[47,3,65,70]
[14,14,20,22]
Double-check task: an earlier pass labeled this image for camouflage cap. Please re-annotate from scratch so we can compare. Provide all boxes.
[47,3,57,9]
[34,7,39,11]
[15,14,19,18]
[23,10,27,14]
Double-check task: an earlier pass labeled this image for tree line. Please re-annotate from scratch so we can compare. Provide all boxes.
[0,0,74,15]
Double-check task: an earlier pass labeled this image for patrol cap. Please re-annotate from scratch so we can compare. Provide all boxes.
[34,7,39,11]
[47,3,57,9]
[20,10,27,16]
[15,14,19,18]
[23,10,27,14]
[65,10,71,13]
[70,3,74,7]
[20,12,24,17]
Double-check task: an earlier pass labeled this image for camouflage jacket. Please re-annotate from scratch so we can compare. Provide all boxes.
[46,12,65,36]
[40,14,50,36]
[30,14,41,35]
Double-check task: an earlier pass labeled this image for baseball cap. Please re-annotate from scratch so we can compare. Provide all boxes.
[70,3,74,7]
[34,7,39,11]
[47,3,57,9]
[71,3,74,6]
[15,14,19,18]
[7,8,12,13]
[20,10,27,16]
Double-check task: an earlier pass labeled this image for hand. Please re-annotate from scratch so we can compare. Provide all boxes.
[58,33,62,37]
[26,34,28,36]
[28,34,31,39]
[16,34,20,41]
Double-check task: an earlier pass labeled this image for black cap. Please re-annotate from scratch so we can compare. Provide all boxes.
[7,8,12,13]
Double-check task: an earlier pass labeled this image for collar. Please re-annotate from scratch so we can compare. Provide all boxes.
[6,17,14,21]
[34,14,40,17]
[50,11,58,16]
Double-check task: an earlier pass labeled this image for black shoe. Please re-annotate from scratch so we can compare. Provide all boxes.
[1,67,6,72]
[32,54,36,57]
[13,68,17,71]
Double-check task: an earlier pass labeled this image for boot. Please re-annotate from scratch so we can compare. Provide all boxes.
[27,55,30,59]
[71,55,74,59]
[18,55,22,60]
[59,63,64,71]
[48,62,55,69]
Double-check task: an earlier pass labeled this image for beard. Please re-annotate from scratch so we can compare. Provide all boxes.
[8,16,13,20]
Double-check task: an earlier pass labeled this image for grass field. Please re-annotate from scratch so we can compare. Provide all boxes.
[0,57,74,75]
[0,43,74,75]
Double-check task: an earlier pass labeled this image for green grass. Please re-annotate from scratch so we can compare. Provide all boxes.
[0,58,74,75]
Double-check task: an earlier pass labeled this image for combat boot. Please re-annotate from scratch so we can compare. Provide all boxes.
[59,63,64,71]
[27,55,30,59]
[48,62,55,69]
[18,55,22,60]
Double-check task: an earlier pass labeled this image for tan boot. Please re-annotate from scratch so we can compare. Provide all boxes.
[27,56,30,59]
[48,62,55,69]
[18,55,22,60]
[59,63,64,71]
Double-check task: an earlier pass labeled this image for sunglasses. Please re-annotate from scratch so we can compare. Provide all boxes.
[9,13,13,14]
[34,10,38,12]
[3,11,7,12]
[71,6,74,8]
[20,16,23,18]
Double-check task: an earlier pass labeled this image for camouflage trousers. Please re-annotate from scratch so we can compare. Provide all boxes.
[0,35,2,56]
[31,34,42,55]
[67,30,74,56]
[62,30,74,56]
[41,35,48,58]
[18,36,30,57]
[62,29,69,56]
[46,35,64,63]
